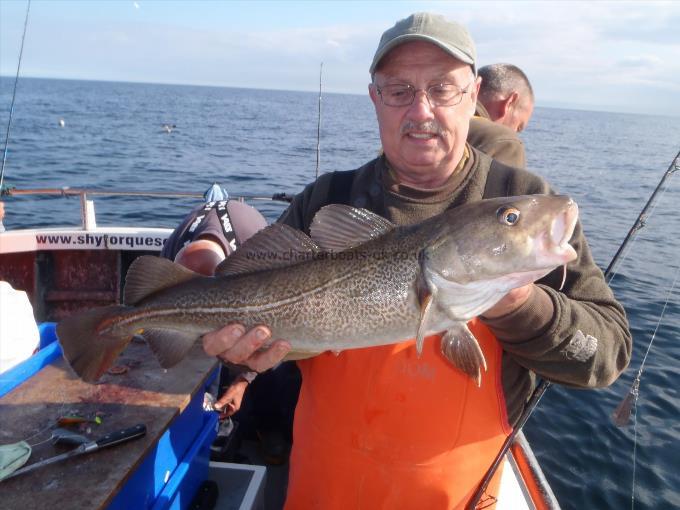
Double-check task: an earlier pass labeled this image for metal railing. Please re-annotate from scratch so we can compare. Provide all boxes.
[1,186,294,230]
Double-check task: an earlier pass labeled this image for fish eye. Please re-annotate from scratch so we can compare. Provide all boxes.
[497,206,521,226]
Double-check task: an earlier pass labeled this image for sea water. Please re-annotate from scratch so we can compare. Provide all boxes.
[1,77,679,509]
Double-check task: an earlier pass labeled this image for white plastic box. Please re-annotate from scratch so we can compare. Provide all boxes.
[208,461,267,510]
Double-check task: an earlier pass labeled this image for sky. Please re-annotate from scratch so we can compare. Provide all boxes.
[1,0,679,116]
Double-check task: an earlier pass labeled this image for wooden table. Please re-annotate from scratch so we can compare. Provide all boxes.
[0,339,218,509]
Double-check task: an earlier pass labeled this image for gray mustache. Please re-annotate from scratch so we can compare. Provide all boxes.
[400,121,443,136]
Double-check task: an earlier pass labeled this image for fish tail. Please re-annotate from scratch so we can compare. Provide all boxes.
[57,305,134,382]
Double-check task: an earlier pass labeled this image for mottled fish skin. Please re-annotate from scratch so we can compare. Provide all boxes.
[107,231,426,354]
[57,194,579,382]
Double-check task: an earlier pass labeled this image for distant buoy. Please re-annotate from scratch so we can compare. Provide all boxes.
[162,123,176,133]
[58,118,65,127]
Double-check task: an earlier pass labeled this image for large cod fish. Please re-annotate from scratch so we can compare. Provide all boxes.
[57,195,578,385]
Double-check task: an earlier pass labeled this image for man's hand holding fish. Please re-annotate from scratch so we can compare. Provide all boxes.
[202,324,290,374]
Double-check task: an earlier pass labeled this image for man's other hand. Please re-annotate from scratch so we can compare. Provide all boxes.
[482,283,533,319]
[214,377,249,417]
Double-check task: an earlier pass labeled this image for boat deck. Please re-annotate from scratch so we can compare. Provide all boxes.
[0,340,217,509]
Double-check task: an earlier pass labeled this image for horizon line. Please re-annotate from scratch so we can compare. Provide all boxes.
[1,73,679,120]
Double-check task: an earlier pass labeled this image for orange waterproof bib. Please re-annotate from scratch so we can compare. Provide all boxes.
[285,319,512,510]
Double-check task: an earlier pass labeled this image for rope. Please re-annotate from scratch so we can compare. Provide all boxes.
[627,254,680,509]
[631,396,638,510]
[637,260,680,372]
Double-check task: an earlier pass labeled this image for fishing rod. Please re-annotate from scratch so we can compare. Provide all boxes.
[605,148,680,279]
[609,148,679,428]
[315,62,323,179]
[0,0,31,195]
[467,147,680,510]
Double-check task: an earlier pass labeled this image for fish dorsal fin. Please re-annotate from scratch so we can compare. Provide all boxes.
[310,204,394,252]
[215,223,319,276]
[125,255,201,305]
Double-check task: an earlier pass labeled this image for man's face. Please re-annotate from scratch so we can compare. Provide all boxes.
[369,41,480,188]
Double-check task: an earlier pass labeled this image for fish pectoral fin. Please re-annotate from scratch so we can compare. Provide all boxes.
[142,328,199,368]
[282,349,322,361]
[416,291,434,357]
[415,251,439,357]
[309,204,395,251]
[125,256,202,305]
[440,323,487,387]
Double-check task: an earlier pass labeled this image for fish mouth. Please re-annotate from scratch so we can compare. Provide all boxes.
[545,198,579,263]
[499,199,579,288]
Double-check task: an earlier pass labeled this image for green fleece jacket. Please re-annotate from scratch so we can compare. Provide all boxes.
[468,102,527,168]
[278,147,631,424]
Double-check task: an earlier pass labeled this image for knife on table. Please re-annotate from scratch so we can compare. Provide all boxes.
[1,423,147,482]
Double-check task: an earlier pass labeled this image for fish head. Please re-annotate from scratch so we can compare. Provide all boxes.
[423,194,579,291]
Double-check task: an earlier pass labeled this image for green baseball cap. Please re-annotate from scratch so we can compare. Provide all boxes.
[370,12,477,76]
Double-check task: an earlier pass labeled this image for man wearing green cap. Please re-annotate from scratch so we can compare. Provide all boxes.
[203,12,630,509]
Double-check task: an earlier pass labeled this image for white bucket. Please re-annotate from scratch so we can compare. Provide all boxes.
[0,281,40,373]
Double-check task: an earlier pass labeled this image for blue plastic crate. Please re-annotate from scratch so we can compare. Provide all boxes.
[107,369,219,510]
[152,411,219,510]
[0,323,61,397]
[38,322,58,349]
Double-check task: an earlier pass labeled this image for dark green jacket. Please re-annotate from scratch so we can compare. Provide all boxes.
[279,148,631,424]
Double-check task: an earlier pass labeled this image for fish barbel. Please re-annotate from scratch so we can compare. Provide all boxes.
[57,195,578,384]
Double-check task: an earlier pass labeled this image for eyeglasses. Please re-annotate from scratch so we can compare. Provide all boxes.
[375,81,473,107]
